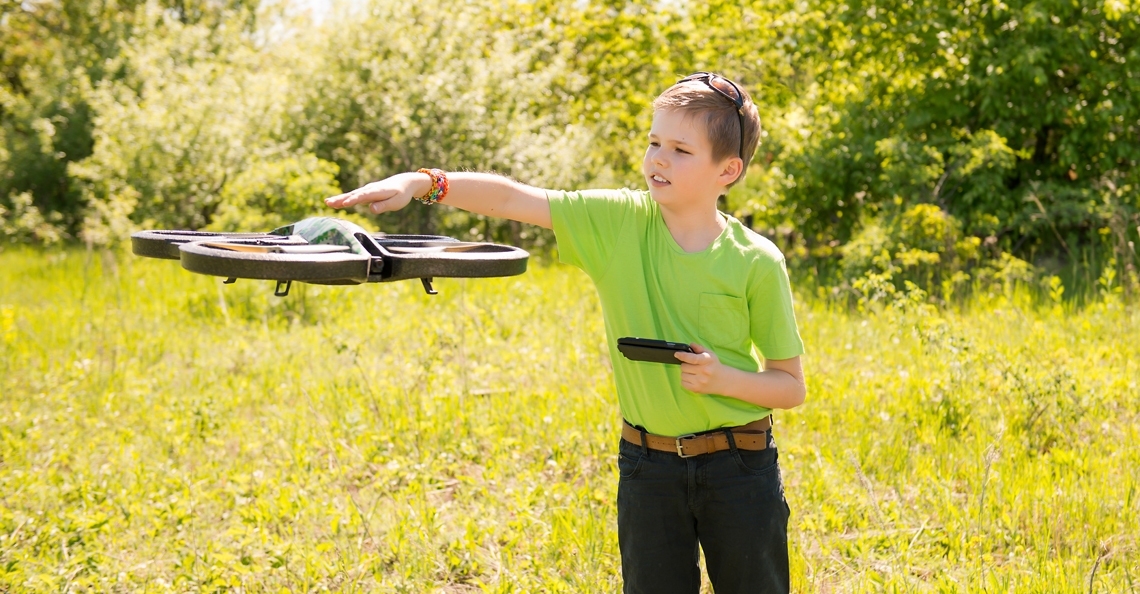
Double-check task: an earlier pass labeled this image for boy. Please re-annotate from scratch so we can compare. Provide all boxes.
[324,72,806,594]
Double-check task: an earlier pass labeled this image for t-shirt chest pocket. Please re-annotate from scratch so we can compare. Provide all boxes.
[698,293,748,347]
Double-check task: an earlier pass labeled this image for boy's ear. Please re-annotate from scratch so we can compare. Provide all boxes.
[717,157,745,187]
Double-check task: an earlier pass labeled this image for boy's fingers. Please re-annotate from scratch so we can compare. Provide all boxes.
[370,195,407,214]
[674,351,693,363]
[326,186,397,209]
[689,344,720,365]
[675,351,712,365]
[325,191,362,208]
[340,189,371,207]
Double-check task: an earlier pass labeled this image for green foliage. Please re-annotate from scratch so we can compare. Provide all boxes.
[68,4,287,244]
[1,249,1138,591]
[759,0,1140,266]
[876,136,947,200]
[275,0,601,245]
[841,203,982,293]
[0,0,260,241]
[0,191,65,245]
[207,154,343,232]
[0,2,96,241]
[4,0,1140,295]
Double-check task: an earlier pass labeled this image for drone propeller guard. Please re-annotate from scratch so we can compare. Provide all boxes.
[131,217,529,295]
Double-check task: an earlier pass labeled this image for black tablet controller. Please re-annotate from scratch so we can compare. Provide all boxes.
[616,337,694,365]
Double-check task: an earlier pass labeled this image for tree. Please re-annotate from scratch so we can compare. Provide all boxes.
[0,0,257,243]
[752,0,1139,275]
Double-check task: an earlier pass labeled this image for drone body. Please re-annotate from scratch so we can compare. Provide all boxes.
[131,217,529,295]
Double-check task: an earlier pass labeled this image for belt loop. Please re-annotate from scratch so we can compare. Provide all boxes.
[723,428,739,453]
[638,428,649,456]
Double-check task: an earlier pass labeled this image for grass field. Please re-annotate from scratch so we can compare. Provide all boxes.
[1,247,1137,592]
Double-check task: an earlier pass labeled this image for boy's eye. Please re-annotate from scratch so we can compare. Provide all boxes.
[676,148,690,154]
[649,141,660,147]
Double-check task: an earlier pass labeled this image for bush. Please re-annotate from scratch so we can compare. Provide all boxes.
[839,202,1054,303]
[0,192,66,245]
[756,0,1140,268]
[840,203,980,288]
[68,6,280,242]
[275,0,601,245]
[206,155,344,232]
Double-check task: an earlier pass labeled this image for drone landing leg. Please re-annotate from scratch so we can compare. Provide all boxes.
[223,277,236,284]
[275,280,292,297]
[420,278,438,295]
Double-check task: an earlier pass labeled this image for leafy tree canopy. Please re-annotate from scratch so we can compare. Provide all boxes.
[2,0,1137,295]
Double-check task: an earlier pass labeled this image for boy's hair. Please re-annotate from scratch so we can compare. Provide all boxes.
[652,76,761,189]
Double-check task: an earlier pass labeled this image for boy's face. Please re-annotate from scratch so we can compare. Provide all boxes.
[642,108,740,209]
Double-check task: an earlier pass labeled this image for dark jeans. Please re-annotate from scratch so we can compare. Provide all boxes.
[617,430,790,594]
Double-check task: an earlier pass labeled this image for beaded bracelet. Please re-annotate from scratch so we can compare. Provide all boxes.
[415,168,449,205]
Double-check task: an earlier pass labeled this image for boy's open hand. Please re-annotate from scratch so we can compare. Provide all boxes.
[324,172,430,215]
[675,344,729,394]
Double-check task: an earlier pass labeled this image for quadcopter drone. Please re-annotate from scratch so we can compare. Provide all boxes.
[131,217,529,296]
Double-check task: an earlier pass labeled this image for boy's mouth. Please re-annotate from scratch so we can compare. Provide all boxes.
[650,174,670,186]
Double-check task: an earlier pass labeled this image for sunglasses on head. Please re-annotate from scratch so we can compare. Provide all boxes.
[677,72,746,160]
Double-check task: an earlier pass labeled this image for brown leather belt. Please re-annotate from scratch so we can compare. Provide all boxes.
[622,416,772,458]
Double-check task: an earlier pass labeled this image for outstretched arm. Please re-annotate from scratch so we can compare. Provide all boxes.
[324,171,552,229]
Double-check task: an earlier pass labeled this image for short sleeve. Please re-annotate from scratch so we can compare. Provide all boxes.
[748,256,805,360]
[547,188,638,278]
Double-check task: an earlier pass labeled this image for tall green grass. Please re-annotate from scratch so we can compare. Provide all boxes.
[1,247,1137,592]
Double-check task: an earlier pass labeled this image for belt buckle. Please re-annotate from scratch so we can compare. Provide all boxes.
[675,434,698,458]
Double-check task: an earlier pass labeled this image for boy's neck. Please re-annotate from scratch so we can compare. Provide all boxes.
[659,201,726,253]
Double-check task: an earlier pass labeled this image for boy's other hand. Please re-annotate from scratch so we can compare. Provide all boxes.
[675,343,727,394]
[324,172,430,215]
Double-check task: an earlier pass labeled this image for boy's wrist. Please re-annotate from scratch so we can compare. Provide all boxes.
[405,171,433,199]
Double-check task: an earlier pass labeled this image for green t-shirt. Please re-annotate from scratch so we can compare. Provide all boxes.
[548,188,805,436]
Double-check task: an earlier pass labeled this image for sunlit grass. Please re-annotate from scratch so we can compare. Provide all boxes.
[1,247,1137,592]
